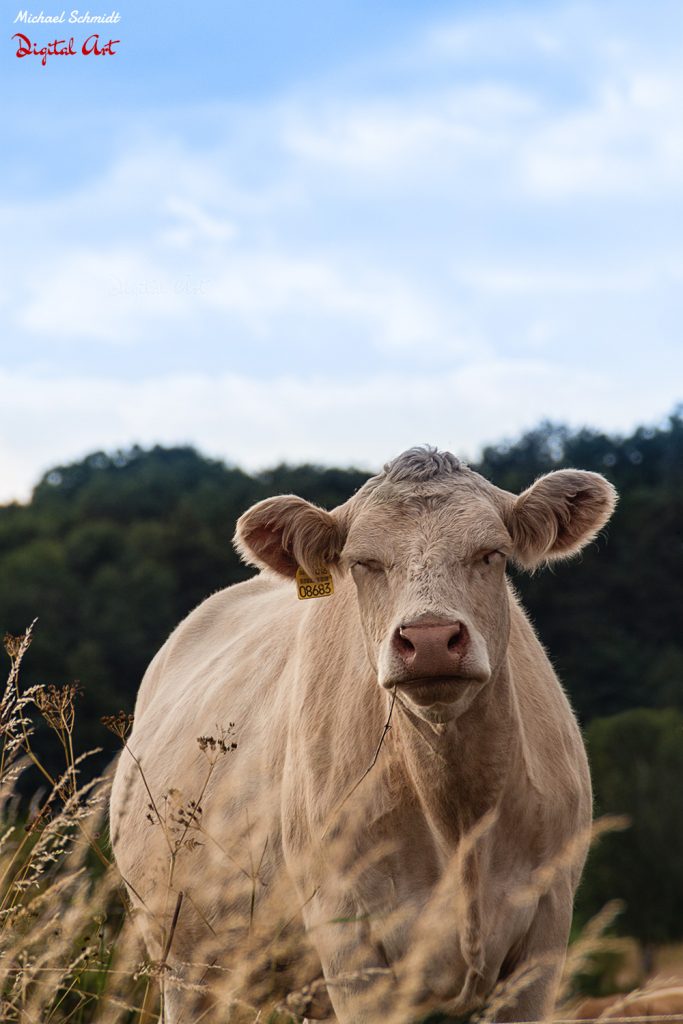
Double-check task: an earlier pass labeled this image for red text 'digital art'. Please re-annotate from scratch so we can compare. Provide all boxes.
[12,32,120,65]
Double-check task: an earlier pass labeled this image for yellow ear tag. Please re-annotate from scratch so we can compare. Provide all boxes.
[295,566,334,600]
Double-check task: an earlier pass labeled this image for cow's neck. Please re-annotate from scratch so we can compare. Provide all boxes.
[389,664,518,845]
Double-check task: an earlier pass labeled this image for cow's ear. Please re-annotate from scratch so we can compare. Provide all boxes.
[234,495,346,579]
[506,470,617,570]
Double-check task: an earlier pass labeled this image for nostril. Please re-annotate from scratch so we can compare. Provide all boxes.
[395,627,416,661]
[446,618,466,651]
[447,624,463,651]
[448,622,468,652]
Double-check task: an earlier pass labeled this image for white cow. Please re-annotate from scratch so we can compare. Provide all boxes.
[110,447,616,1022]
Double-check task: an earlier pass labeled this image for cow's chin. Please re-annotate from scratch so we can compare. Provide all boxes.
[391,675,490,724]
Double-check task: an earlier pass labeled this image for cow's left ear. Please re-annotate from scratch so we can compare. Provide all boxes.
[506,470,617,570]
[234,495,346,579]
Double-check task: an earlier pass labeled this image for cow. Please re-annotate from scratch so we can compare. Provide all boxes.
[110,447,617,1023]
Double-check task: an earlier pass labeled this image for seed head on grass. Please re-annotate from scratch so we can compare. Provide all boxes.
[33,683,80,735]
[197,723,238,764]
[2,634,25,661]
[101,711,134,743]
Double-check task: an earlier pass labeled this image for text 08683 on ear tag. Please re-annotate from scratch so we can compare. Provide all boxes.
[295,566,334,600]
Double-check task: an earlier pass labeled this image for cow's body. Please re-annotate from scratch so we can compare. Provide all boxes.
[111,449,616,1023]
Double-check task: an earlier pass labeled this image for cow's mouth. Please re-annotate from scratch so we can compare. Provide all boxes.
[393,675,483,705]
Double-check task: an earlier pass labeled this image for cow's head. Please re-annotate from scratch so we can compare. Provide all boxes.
[235,448,617,723]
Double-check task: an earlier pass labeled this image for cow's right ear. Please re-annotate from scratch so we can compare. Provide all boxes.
[234,496,346,579]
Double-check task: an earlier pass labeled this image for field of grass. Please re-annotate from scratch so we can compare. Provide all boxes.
[1,623,679,1024]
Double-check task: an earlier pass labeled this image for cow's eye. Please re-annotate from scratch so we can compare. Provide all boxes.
[352,559,384,573]
[482,550,506,566]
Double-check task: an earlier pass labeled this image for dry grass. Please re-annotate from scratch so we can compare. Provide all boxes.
[0,622,673,1024]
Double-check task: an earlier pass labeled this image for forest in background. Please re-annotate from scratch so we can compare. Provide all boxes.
[1,410,682,963]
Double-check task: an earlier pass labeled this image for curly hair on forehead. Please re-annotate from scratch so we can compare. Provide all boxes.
[381,445,464,483]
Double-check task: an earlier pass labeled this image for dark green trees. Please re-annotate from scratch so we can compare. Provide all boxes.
[579,708,683,956]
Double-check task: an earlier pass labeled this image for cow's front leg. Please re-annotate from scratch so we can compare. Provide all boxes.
[487,889,573,1024]
[301,891,395,1024]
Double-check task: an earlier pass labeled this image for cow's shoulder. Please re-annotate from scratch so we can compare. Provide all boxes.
[134,571,294,717]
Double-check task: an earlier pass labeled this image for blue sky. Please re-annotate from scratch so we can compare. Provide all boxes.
[2,1,683,501]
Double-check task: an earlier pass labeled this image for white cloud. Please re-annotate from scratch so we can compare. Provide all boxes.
[0,361,677,503]
[453,265,653,295]
[522,71,683,197]
[0,145,473,357]
[282,85,537,172]
[423,14,564,62]
[162,197,238,246]
[15,249,191,342]
[282,62,683,201]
